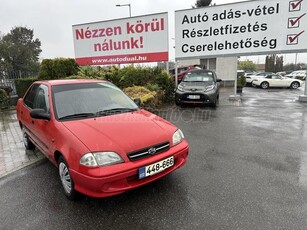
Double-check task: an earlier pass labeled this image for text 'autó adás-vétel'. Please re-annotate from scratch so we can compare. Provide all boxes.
[180,3,280,54]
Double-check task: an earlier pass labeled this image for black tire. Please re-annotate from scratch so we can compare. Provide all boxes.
[175,97,181,106]
[290,81,300,89]
[22,127,35,150]
[211,94,219,108]
[58,156,77,200]
[261,82,269,89]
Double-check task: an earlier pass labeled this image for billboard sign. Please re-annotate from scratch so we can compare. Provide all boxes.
[175,0,307,59]
[73,13,168,65]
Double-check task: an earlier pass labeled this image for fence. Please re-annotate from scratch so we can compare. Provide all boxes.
[0,71,38,95]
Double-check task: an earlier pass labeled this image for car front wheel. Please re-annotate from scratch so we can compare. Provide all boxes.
[290,81,300,89]
[58,156,77,200]
[261,82,269,89]
[211,94,219,108]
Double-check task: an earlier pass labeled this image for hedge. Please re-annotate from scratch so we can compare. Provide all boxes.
[124,86,158,109]
[0,89,9,109]
[106,66,175,103]
[15,77,38,98]
[39,58,79,80]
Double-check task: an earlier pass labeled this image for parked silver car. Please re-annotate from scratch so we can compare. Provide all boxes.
[175,69,222,107]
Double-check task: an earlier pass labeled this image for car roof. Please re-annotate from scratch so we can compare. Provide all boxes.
[186,69,214,74]
[34,79,107,86]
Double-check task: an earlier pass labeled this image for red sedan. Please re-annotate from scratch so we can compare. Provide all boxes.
[17,79,189,199]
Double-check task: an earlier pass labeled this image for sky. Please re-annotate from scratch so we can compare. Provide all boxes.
[0,0,305,65]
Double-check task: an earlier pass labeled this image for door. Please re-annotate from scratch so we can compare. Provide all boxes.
[270,75,283,87]
[21,83,52,156]
[30,84,52,155]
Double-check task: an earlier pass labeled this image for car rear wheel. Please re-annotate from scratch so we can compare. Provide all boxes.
[22,127,35,150]
[290,81,300,89]
[261,82,269,89]
[58,156,77,200]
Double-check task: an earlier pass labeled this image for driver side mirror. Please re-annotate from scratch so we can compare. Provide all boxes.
[30,109,51,121]
[133,98,141,107]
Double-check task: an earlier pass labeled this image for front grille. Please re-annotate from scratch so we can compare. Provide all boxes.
[127,141,170,161]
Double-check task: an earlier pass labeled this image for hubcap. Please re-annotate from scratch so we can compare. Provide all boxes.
[262,83,268,89]
[59,162,72,194]
[292,83,299,89]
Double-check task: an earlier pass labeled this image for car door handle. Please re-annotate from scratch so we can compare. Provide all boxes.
[31,120,35,125]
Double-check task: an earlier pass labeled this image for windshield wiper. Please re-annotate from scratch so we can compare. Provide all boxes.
[59,113,95,120]
[96,108,137,117]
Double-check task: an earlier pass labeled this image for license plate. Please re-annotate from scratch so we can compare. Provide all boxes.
[138,156,174,179]
[187,95,200,99]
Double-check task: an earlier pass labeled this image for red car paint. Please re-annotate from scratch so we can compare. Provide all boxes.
[16,79,189,198]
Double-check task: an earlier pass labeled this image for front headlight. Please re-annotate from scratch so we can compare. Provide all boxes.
[80,153,98,167]
[173,129,184,146]
[80,152,124,167]
[205,84,215,91]
[177,84,184,92]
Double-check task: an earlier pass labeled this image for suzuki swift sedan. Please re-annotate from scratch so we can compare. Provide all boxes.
[17,80,189,200]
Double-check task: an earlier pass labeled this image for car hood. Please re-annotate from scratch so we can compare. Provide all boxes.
[179,81,213,91]
[62,110,176,156]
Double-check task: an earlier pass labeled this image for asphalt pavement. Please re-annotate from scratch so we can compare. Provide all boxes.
[0,86,307,230]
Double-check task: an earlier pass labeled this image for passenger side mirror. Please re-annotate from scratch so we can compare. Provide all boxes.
[30,109,51,121]
[133,98,141,107]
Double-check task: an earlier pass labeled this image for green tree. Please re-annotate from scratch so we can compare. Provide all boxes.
[194,0,212,7]
[38,58,79,80]
[238,60,257,72]
[265,54,283,72]
[265,56,269,72]
[275,56,283,72]
[265,55,275,72]
[0,27,42,73]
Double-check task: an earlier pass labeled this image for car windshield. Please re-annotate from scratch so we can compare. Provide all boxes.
[183,71,214,82]
[52,82,138,120]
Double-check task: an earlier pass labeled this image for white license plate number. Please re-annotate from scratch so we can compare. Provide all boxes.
[188,95,200,99]
[138,156,174,179]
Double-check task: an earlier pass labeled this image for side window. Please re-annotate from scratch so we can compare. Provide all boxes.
[178,68,184,74]
[33,85,50,113]
[24,84,39,109]
[266,75,272,79]
[169,69,175,75]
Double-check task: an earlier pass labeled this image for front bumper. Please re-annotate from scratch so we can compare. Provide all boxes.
[252,80,261,86]
[246,78,252,83]
[175,90,217,104]
[70,140,189,198]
